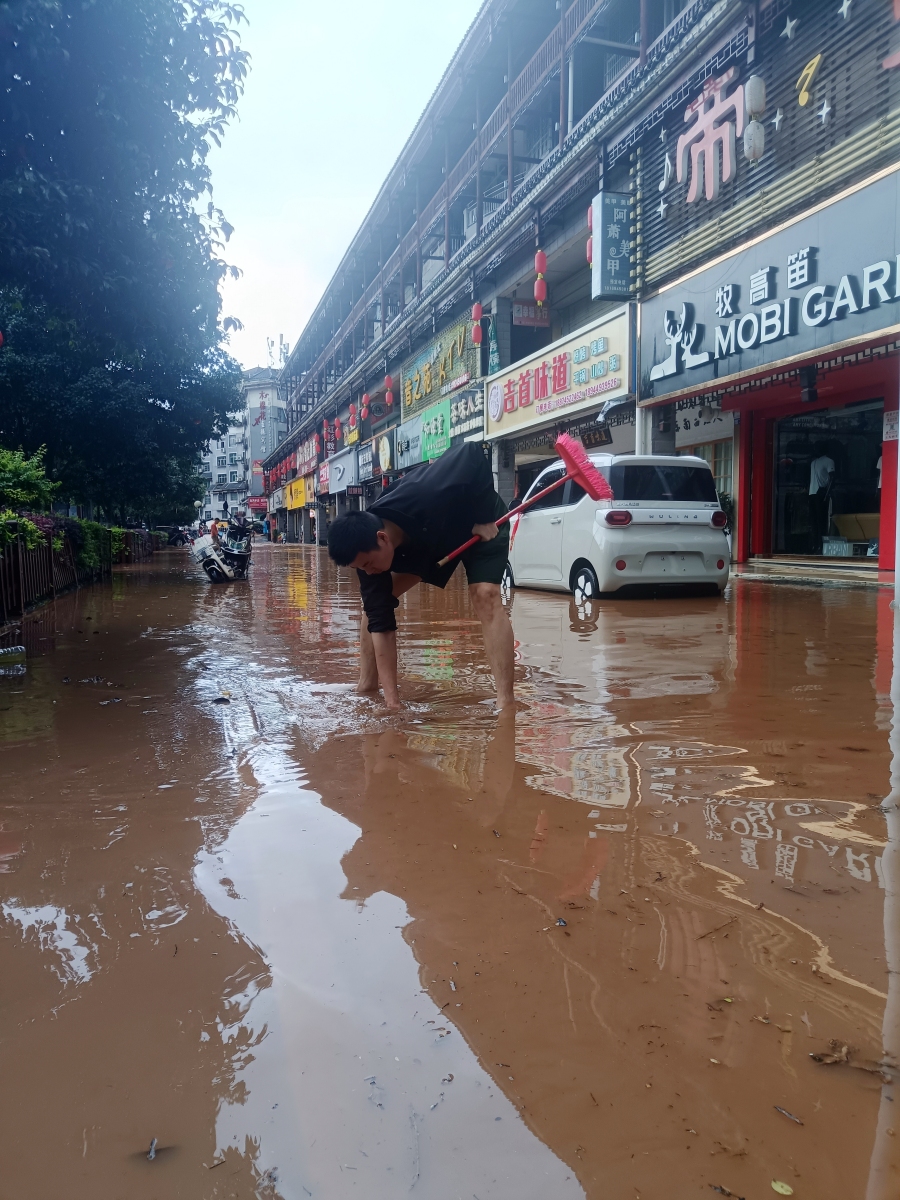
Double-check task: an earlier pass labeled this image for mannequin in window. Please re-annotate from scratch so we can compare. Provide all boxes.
[809,442,835,553]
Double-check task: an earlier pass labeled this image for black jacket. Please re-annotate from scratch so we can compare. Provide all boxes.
[359,443,500,633]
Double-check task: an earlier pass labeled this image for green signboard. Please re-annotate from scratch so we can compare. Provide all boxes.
[421,398,451,461]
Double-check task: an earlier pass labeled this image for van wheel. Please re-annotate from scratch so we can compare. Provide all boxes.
[572,564,599,603]
[500,562,514,600]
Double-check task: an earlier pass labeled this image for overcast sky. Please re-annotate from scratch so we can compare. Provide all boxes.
[209,0,484,371]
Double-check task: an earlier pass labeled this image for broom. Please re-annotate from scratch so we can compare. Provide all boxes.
[436,433,614,568]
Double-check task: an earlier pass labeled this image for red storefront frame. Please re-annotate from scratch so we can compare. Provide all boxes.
[723,350,899,568]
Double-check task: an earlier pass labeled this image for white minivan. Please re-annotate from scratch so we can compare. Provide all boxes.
[505,453,730,599]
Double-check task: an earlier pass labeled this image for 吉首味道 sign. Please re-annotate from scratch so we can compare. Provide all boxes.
[641,168,900,403]
[400,318,480,416]
[484,305,634,440]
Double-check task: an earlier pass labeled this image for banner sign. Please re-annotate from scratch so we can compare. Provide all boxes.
[358,440,374,481]
[328,448,358,494]
[641,168,900,403]
[450,390,484,439]
[591,191,635,300]
[484,305,634,441]
[400,318,479,417]
[421,398,452,461]
[396,414,423,470]
[513,302,551,327]
[296,436,317,476]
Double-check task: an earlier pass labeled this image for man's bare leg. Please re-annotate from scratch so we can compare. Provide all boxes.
[357,572,421,703]
[469,582,515,710]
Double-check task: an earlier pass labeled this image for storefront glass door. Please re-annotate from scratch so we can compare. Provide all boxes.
[773,401,883,558]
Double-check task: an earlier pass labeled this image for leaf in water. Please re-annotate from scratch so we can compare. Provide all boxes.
[771,1184,794,1196]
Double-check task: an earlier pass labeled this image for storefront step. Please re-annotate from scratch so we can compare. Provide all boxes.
[733,557,892,589]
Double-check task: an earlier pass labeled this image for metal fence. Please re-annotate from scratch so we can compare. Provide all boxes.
[0,525,131,624]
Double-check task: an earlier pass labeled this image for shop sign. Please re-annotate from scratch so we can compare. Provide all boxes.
[674,398,735,449]
[421,398,452,461]
[591,191,635,299]
[396,414,423,469]
[375,429,394,474]
[513,302,550,328]
[271,487,285,510]
[328,448,358,494]
[248,497,268,512]
[343,425,359,446]
[346,486,364,497]
[296,436,317,476]
[358,440,374,481]
[642,168,900,403]
[285,478,306,510]
[450,390,484,439]
[318,462,330,494]
[400,317,479,416]
[484,305,634,441]
[885,410,899,443]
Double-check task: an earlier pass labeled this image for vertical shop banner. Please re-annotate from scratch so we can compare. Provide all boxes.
[376,429,395,474]
[421,398,452,461]
[358,441,374,481]
[591,191,635,300]
[396,414,423,469]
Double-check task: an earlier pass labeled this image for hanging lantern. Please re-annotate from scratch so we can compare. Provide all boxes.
[384,374,393,391]
[349,402,357,416]
[471,302,483,322]
[745,74,767,119]
[472,322,483,345]
[534,248,547,307]
[587,204,593,231]
[586,235,593,265]
[314,433,321,453]
[744,120,766,163]
[361,392,370,420]
[385,390,394,408]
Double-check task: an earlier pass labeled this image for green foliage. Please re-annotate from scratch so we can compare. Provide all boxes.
[0,445,58,510]
[0,510,44,550]
[0,0,247,516]
[74,521,109,572]
[110,527,125,560]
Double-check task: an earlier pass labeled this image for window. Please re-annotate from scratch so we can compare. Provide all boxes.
[609,463,718,502]
[688,441,733,498]
[229,471,237,482]
[229,434,239,446]
[523,466,567,510]
[217,456,227,467]
[205,511,212,521]
[217,473,227,484]
[229,454,238,466]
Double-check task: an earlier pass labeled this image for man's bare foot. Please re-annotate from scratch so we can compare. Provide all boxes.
[357,681,380,695]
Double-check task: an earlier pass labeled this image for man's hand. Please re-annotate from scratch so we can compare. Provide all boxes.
[471,521,500,542]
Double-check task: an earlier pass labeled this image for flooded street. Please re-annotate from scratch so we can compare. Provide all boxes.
[1,545,898,1199]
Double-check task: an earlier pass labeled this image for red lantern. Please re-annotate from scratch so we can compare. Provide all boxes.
[314,433,321,452]
[349,413,357,429]
[534,248,547,308]
[349,402,357,416]
[361,392,370,421]
[471,302,483,321]
[385,390,394,408]
[384,374,393,391]
[587,204,593,231]
[586,236,593,265]
[361,406,369,420]
[471,323,483,345]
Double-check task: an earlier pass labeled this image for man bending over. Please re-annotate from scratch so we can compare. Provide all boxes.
[327,442,514,711]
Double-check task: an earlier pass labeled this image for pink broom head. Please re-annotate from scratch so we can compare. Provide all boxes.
[554,433,614,501]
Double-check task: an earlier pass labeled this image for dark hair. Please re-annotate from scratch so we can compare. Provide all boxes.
[328,510,384,565]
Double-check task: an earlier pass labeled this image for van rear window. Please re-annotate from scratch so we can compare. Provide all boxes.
[609,463,718,503]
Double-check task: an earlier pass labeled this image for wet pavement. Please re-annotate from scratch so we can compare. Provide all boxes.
[1,544,898,1199]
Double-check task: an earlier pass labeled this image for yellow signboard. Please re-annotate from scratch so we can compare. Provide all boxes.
[484,305,633,441]
[285,478,306,510]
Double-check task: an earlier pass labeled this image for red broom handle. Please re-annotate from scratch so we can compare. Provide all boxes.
[436,473,569,567]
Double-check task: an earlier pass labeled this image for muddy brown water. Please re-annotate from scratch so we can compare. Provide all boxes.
[0,545,897,1198]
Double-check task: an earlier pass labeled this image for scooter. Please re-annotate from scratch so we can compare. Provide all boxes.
[189,519,252,583]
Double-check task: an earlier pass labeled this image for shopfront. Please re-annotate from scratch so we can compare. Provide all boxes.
[640,167,900,568]
[484,305,636,498]
[284,477,306,542]
[358,430,395,505]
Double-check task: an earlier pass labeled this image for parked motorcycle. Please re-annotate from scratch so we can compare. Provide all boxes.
[189,519,252,583]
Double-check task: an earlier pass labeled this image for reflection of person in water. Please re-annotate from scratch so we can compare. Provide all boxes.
[809,442,835,552]
[327,443,514,712]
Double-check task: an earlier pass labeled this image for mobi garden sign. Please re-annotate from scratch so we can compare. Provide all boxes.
[641,168,900,402]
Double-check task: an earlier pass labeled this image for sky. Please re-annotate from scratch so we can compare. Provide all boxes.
[209,0,484,371]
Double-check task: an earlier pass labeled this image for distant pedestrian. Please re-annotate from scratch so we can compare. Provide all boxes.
[263,516,270,540]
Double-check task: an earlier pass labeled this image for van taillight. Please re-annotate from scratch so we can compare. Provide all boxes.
[605,510,632,526]
[711,511,728,528]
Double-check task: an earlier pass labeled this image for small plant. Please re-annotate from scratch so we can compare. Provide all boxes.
[0,510,45,551]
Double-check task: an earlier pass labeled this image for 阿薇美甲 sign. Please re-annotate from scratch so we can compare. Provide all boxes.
[641,168,900,402]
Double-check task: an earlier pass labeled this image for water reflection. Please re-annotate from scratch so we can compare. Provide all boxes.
[0,547,897,1197]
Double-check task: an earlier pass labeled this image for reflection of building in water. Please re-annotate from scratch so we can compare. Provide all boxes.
[519,726,631,807]
[406,728,487,793]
